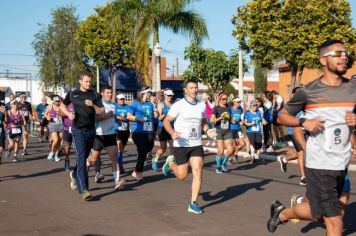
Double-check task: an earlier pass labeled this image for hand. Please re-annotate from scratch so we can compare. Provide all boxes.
[232,118,237,124]
[85,100,93,107]
[0,105,6,114]
[303,119,325,134]
[68,113,75,120]
[106,111,114,118]
[345,111,356,127]
[171,131,181,140]
[262,119,267,125]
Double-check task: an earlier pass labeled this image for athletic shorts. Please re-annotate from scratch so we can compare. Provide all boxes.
[173,145,204,165]
[40,118,49,127]
[115,130,130,146]
[246,132,263,150]
[63,130,73,146]
[288,134,303,152]
[93,134,117,151]
[216,128,233,141]
[6,132,21,141]
[305,167,347,219]
[231,129,244,139]
[0,135,5,148]
[272,115,280,126]
[153,123,158,133]
[48,123,64,133]
[157,126,172,141]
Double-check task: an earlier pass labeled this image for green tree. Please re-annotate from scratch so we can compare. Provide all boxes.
[111,0,209,86]
[254,61,268,94]
[232,0,356,97]
[77,3,135,100]
[33,5,88,90]
[184,43,244,101]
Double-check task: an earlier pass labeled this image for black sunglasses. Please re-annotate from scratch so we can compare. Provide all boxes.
[119,98,125,101]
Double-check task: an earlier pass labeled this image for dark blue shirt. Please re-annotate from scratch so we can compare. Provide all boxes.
[36,103,48,120]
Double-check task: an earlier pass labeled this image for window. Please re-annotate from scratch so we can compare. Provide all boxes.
[122,92,134,102]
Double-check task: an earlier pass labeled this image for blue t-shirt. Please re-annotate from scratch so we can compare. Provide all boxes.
[230,106,243,131]
[114,103,130,131]
[152,102,159,125]
[130,100,154,133]
[287,111,304,135]
[36,103,48,120]
[5,102,11,111]
[245,110,262,134]
[264,107,273,123]
[158,101,172,127]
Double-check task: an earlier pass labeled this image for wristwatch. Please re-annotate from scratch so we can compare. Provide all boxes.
[298,118,306,127]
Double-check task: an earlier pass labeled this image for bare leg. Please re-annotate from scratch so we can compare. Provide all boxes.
[189,156,204,202]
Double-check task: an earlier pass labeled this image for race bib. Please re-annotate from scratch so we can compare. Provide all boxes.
[251,125,260,132]
[238,131,244,138]
[188,127,199,140]
[54,117,62,124]
[221,120,229,130]
[11,128,21,134]
[325,125,349,151]
[23,111,29,116]
[234,114,241,123]
[118,122,128,131]
[143,122,153,132]
[69,126,72,134]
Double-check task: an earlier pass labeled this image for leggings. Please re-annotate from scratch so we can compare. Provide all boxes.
[132,132,155,172]
[263,123,273,146]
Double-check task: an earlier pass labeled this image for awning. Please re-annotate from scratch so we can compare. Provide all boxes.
[0,86,9,92]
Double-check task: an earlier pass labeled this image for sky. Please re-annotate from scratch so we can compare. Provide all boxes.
[0,0,355,79]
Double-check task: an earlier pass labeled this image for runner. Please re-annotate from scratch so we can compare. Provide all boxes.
[5,94,15,110]
[162,79,210,214]
[262,92,274,152]
[152,89,175,171]
[61,71,104,201]
[230,97,246,163]
[62,103,74,171]
[127,87,156,181]
[0,102,7,164]
[146,91,159,163]
[271,90,286,148]
[17,94,34,156]
[210,92,234,173]
[244,100,263,164]
[35,97,49,143]
[44,96,64,162]
[267,39,356,235]
[5,101,26,162]
[203,93,215,147]
[89,85,125,190]
[114,94,131,174]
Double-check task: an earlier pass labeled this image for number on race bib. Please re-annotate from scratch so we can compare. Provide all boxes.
[118,122,128,131]
[11,128,21,134]
[221,120,229,130]
[188,128,199,140]
[23,111,29,116]
[143,122,153,132]
[251,125,260,132]
[325,125,349,151]
[54,117,63,124]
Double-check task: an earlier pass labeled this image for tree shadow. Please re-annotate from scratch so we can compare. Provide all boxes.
[200,179,272,209]
[0,167,64,181]
[300,201,356,235]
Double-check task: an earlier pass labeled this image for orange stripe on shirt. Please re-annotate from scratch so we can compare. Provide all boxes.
[306,102,356,109]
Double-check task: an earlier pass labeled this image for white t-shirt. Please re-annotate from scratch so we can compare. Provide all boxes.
[168,98,206,147]
[276,95,284,104]
[95,100,116,135]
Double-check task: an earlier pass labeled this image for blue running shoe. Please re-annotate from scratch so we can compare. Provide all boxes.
[162,155,175,176]
[151,158,159,171]
[221,164,229,172]
[64,159,70,171]
[216,167,222,174]
[188,201,204,214]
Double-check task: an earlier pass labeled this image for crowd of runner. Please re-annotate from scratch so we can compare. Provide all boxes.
[0,39,355,236]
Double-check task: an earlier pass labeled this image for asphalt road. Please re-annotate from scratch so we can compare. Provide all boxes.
[0,138,355,236]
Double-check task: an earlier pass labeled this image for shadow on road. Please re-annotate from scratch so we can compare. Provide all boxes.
[0,167,64,181]
[300,202,356,235]
[200,179,272,209]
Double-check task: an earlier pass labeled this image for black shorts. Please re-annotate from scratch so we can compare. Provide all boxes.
[305,167,346,219]
[63,131,73,146]
[0,135,5,148]
[157,126,172,141]
[93,134,117,151]
[288,134,303,152]
[272,115,280,126]
[216,128,233,140]
[116,130,130,146]
[246,132,262,150]
[40,118,48,127]
[173,145,204,165]
[153,122,158,133]
[231,129,244,139]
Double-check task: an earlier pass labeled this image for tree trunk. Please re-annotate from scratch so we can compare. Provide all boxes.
[112,69,117,102]
[288,64,298,98]
[296,65,304,87]
[108,68,112,87]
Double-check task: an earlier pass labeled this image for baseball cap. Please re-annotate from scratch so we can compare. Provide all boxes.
[164,89,174,96]
[250,100,258,106]
[53,96,60,102]
[117,94,125,100]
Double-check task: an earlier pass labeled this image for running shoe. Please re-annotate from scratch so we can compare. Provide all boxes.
[64,159,70,171]
[12,156,19,162]
[233,155,238,163]
[249,157,254,164]
[266,146,274,152]
[267,200,286,233]
[299,176,307,186]
[188,201,204,214]
[227,159,233,166]
[162,155,175,176]
[22,149,28,156]
[114,179,126,190]
[69,171,77,191]
[151,158,159,171]
[277,155,287,173]
[94,173,105,183]
[205,141,211,147]
[119,166,125,175]
[82,190,92,201]
[54,155,60,162]
[290,194,302,224]
[38,137,43,143]
[215,167,222,174]
[47,153,53,161]
[221,164,229,172]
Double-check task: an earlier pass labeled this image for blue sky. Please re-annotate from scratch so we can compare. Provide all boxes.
[0,0,355,78]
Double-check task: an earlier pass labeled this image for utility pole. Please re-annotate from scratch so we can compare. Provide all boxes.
[176,58,179,78]
[172,65,175,79]
[96,65,100,93]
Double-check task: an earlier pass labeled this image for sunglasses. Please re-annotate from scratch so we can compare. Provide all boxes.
[221,98,228,101]
[323,50,350,57]
[119,98,125,101]
[166,95,173,97]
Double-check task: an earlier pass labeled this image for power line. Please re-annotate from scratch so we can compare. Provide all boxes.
[0,53,35,57]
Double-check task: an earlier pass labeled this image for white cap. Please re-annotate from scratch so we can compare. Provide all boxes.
[164,89,174,96]
[53,96,60,102]
[117,94,125,100]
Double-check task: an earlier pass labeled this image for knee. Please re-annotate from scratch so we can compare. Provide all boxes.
[177,173,188,180]
[325,217,343,232]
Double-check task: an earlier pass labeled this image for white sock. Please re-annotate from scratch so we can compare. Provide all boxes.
[113,171,120,182]
[296,196,304,204]
[282,157,287,163]
[49,152,53,156]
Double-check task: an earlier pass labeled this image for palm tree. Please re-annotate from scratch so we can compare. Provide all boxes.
[111,0,209,86]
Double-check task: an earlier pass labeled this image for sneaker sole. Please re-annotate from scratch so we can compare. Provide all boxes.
[69,171,77,191]
[188,208,203,214]
[83,195,92,201]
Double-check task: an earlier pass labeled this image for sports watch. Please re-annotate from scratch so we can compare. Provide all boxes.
[298,117,306,127]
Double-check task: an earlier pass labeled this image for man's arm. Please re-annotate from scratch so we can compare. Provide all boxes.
[164,114,180,140]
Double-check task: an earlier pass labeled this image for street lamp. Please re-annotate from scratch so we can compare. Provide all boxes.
[235,35,244,102]
[154,42,162,91]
